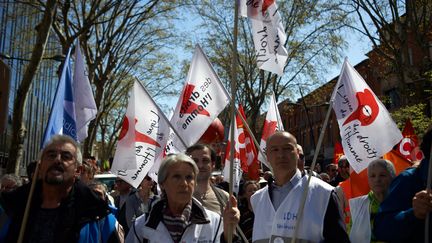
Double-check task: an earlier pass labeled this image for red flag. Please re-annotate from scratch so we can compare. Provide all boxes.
[397,119,424,161]
[238,105,260,180]
[333,140,344,164]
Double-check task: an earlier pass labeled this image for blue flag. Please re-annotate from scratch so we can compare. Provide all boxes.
[42,47,77,147]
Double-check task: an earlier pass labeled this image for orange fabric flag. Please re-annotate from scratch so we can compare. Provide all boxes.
[383,149,413,175]
[333,140,344,164]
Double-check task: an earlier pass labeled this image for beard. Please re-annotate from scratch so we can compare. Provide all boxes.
[44,164,65,185]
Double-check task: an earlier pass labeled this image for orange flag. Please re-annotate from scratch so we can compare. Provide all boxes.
[333,140,344,164]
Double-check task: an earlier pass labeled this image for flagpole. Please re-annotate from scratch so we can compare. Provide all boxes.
[134,78,188,149]
[425,144,432,243]
[290,97,333,243]
[225,1,240,243]
[17,161,40,243]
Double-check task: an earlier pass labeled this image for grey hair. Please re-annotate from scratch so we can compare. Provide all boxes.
[337,155,348,166]
[157,153,198,185]
[367,159,396,179]
[39,135,83,165]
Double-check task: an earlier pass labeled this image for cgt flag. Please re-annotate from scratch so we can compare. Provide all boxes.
[111,80,170,188]
[398,119,424,161]
[167,44,230,152]
[42,48,76,146]
[258,92,284,168]
[240,0,288,76]
[331,58,403,173]
[223,109,246,194]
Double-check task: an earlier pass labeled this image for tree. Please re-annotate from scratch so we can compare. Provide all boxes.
[7,0,58,174]
[189,0,350,134]
[347,0,432,106]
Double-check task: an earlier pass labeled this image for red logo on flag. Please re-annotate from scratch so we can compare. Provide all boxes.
[179,84,210,117]
[261,120,277,141]
[117,116,160,147]
[343,89,379,126]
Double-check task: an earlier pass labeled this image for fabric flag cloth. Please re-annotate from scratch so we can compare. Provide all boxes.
[73,42,97,142]
[333,140,344,164]
[258,92,284,168]
[238,105,260,179]
[239,0,288,76]
[331,58,403,173]
[397,119,424,161]
[42,48,76,146]
[164,44,230,155]
[111,80,170,188]
[223,110,245,194]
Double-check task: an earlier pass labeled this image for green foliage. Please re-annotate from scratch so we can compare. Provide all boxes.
[391,103,432,139]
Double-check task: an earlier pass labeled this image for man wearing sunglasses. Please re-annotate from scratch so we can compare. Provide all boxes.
[0,135,123,242]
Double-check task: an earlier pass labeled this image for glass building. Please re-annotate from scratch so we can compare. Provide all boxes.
[0,3,61,175]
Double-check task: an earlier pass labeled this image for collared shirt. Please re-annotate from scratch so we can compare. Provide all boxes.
[271,169,302,210]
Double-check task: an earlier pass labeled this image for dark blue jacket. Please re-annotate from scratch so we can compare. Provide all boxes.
[0,180,121,243]
[374,158,431,242]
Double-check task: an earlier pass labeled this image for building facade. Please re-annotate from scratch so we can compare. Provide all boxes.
[0,3,61,175]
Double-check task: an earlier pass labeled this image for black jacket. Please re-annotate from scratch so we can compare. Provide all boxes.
[0,180,121,243]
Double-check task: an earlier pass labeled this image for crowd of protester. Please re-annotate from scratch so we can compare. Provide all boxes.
[0,126,431,242]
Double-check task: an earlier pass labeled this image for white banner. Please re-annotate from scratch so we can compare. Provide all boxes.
[331,58,403,173]
[112,81,170,188]
[241,0,288,76]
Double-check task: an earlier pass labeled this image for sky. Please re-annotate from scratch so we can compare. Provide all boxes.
[156,8,373,114]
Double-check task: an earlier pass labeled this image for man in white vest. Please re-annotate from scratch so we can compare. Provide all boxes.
[251,131,349,243]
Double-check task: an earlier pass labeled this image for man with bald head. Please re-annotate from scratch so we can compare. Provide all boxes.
[250,131,349,242]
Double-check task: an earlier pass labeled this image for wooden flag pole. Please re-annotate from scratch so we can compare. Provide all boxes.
[425,144,432,243]
[18,161,40,243]
[226,1,240,242]
[290,98,334,243]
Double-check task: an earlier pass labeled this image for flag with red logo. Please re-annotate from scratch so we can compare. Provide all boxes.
[111,80,170,188]
[223,110,246,194]
[258,92,284,167]
[165,44,230,155]
[397,119,424,161]
[333,140,344,164]
[239,0,288,76]
[238,105,260,179]
[331,58,403,173]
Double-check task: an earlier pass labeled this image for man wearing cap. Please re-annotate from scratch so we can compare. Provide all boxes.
[250,131,349,242]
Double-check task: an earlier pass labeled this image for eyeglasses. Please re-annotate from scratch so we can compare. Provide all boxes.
[44,150,75,161]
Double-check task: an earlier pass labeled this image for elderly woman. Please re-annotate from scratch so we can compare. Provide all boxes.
[126,153,240,243]
[349,159,396,243]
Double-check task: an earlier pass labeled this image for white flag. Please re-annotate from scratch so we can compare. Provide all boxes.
[258,92,284,167]
[223,116,243,195]
[111,81,170,188]
[73,42,97,142]
[331,58,403,173]
[168,44,230,150]
[241,0,288,76]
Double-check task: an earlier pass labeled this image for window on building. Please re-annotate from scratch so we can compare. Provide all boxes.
[384,88,401,110]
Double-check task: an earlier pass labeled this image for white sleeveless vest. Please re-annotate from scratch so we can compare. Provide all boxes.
[251,176,333,243]
[349,195,371,243]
